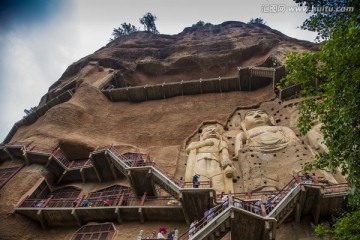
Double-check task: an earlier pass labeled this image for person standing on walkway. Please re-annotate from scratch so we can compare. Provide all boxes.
[192,174,200,188]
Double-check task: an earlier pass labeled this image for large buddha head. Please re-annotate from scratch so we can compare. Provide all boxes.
[244,109,273,130]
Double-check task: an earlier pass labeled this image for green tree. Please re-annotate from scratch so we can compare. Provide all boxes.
[283,2,360,235]
[294,0,359,41]
[283,0,360,207]
[192,20,205,27]
[315,210,360,239]
[139,12,159,34]
[248,17,266,25]
[111,22,138,40]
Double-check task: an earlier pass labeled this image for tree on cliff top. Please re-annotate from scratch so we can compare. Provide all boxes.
[139,12,159,34]
[110,22,138,41]
[248,17,266,25]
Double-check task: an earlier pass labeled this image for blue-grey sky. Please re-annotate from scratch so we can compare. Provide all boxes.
[0,0,317,142]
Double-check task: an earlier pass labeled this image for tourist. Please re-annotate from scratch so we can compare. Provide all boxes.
[167,228,176,239]
[146,231,156,239]
[192,174,200,188]
[204,206,214,223]
[81,199,90,207]
[189,220,197,237]
[221,192,229,210]
[265,196,273,213]
[157,227,167,239]
[104,198,111,206]
[234,199,243,208]
[302,172,312,183]
[254,200,260,214]
[35,199,45,208]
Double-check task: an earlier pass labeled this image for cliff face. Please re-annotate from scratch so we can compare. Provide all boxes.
[49,21,316,94]
[10,22,317,161]
[0,22,323,239]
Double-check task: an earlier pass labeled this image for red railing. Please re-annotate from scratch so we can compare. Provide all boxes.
[106,146,189,187]
[181,181,212,189]
[51,148,91,169]
[52,148,71,167]
[18,192,179,209]
[230,190,278,201]
[69,159,92,168]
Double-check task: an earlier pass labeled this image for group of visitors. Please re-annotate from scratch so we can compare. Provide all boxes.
[251,194,282,215]
[301,172,314,183]
[146,227,177,239]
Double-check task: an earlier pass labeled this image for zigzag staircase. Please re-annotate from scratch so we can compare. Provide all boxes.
[1,142,350,234]
[90,146,216,223]
[179,180,302,240]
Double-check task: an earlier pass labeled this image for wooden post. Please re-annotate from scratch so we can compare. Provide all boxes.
[228,193,234,206]
[138,208,144,223]
[23,149,30,165]
[75,195,85,208]
[80,168,86,183]
[115,207,122,224]
[140,192,147,206]
[117,192,125,206]
[71,209,82,226]
[260,204,267,216]
[37,209,46,229]
[295,186,306,223]
[313,188,324,224]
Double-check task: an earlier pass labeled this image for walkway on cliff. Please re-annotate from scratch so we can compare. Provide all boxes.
[0,141,349,238]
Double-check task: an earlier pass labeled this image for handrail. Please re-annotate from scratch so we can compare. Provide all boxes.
[178,177,342,240]
[49,148,92,169]
[104,146,209,189]
[6,141,33,149]
[102,76,239,91]
[323,183,350,195]
[18,193,179,208]
[178,203,225,240]
[27,145,57,154]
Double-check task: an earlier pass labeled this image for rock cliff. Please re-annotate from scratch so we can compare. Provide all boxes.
[0,21,328,240]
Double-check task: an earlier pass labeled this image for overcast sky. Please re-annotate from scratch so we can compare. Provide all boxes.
[0,0,317,142]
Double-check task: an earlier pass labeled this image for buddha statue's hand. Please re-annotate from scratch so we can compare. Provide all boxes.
[204,139,215,146]
[221,159,233,168]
